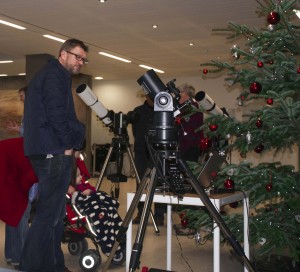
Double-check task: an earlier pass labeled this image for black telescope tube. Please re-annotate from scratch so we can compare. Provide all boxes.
[137,69,166,101]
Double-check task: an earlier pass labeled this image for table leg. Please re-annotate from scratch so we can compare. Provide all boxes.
[244,195,250,272]
[213,202,220,272]
[166,204,172,270]
[126,194,133,272]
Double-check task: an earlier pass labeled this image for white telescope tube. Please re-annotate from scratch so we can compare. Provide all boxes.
[195,91,224,116]
[76,84,113,126]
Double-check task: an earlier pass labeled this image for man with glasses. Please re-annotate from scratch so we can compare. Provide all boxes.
[20,38,88,272]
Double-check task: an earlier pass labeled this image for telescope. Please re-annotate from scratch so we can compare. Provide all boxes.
[137,69,193,147]
[195,91,228,116]
[76,84,113,127]
[76,84,137,136]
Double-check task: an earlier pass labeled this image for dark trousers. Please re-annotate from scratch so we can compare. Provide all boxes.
[20,154,73,272]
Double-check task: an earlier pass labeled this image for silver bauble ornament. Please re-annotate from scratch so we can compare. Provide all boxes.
[232,51,240,60]
[194,232,202,245]
[259,237,266,245]
[231,44,240,60]
[226,168,235,176]
[225,134,231,140]
[267,24,275,32]
[246,131,252,144]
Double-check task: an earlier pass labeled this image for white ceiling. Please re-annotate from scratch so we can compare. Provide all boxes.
[0,0,265,81]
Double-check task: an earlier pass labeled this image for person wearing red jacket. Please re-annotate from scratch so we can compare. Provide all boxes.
[0,138,38,268]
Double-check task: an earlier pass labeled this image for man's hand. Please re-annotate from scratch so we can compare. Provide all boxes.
[6,120,21,133]
[64,148,73,156]
[82,189,93,196]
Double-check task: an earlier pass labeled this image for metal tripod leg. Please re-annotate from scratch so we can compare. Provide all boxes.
[126,144,160,235]
[129,168,157,271]
[95,136,159,230]
[95,144,114,191]
[101,166,156,272]
[178,158,256,272]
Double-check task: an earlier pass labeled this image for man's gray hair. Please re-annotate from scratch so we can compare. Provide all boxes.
[177,83,196,98]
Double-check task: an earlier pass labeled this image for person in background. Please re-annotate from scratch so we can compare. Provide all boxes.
[174,83,206,235]
[5,86,27,135]
[4,86,33,270]
[132,96,166,226]
[20,38,87,272]
[177,83,204,163]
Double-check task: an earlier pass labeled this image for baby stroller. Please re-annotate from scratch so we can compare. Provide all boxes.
[62,191,126,271]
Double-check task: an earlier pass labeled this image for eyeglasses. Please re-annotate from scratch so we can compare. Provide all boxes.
[66,51,89,64]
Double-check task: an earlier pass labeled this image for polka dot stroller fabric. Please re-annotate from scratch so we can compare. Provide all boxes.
[74,190,124,256]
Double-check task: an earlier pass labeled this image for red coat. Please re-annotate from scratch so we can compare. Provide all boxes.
[0,137,37,226]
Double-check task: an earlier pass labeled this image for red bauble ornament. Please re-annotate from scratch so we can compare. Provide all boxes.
[224,177,234,189]
[181,218,189,228]
[249,82,262,94]
[255,118,263,128]
[254,144,264,153]
[209,124,218,131]
[199,137,211,150]
[203,68,208,74]
[257,61,264,68]
[175,117,181,124]
[266,98,273,105]
[229,202,239,208]
[241,95,245,101]
[211,171,217,179]
[179,211,186,219]
[267,11,280,25]
[266,183,273,192]
[297,67,300,74]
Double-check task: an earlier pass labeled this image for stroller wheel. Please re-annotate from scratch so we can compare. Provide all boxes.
[68,239,88,256]
[79,249,101,272]
[111,248,126,265]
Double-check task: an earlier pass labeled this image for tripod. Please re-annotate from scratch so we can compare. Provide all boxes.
[95,132,160,234]
[102,140,256,272]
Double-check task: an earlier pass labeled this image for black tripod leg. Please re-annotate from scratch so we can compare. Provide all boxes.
[178,158,256,272]
[101,167,153,272]
[129,168,157,271]
[95,145,115,191]
[126,145,160,234]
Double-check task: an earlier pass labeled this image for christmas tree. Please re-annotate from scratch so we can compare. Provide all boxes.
[184,0,300,268]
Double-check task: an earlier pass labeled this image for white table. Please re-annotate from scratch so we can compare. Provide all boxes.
[126,191,250,272]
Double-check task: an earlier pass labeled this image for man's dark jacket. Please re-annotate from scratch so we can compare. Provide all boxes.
[23,59,85,156]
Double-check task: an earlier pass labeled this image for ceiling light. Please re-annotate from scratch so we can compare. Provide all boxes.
[0,74,8,77]
[0,60,13,64]
[99,52,131,63]
[94,76,103,80]
[99,0,107,2]
[0,19,26,30]
[152,25,158,29]
[18,73,26,76]
[43,35,66,43]
[189,43,194,46]
[139,64,164,74]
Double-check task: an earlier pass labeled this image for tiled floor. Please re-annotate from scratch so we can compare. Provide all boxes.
[0,177,245,271]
